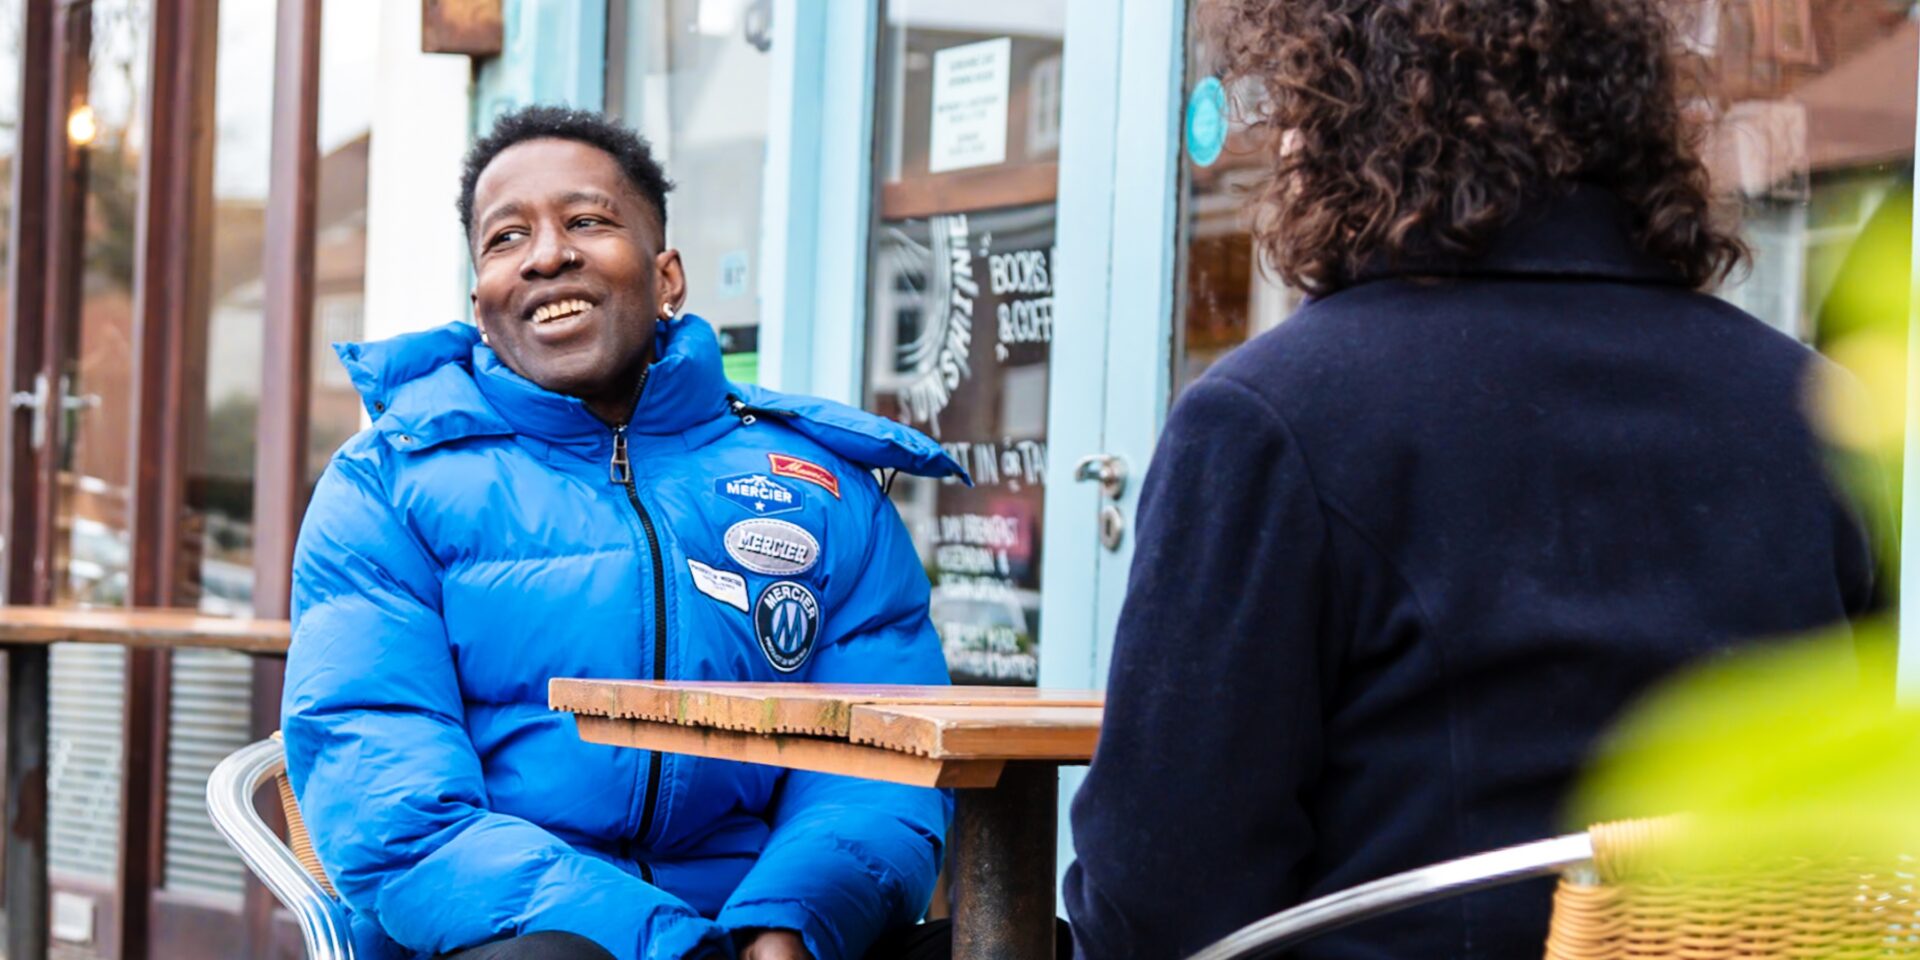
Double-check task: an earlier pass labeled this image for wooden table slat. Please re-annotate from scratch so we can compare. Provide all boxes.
[0,606,290,654]
[549,679,1103,737]
[554,680,1102,960]
[848,704,1104,761]
[572,715,1009,788]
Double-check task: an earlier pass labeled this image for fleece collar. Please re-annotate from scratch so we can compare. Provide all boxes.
[1352,185,1686,288]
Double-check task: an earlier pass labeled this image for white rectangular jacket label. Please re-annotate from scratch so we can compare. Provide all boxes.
[688,558,749,613]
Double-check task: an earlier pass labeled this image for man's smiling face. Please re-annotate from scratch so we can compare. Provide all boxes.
[468,137,684,422]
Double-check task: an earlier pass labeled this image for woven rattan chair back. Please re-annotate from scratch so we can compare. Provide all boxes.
[1545,819,1920,959]
[272,763,339,898]
[1189,818,1920,960]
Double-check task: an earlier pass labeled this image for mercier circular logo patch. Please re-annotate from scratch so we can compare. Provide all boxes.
[755,581,820,673]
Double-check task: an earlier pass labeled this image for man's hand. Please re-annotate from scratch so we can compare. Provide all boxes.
[737,929,811,960]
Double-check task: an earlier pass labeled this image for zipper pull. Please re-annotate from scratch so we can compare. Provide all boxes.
[728,396,757,426]
[609,426,632,484]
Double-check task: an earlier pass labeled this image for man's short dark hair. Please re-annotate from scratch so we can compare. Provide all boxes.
[458,105,674,241]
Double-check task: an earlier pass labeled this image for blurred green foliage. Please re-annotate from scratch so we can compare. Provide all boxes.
[1563,181,1920,873]
[1568,620,1918,870]
[1810,184,1911,606]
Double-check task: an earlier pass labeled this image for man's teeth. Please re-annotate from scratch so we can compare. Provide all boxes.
[532,299,591,324]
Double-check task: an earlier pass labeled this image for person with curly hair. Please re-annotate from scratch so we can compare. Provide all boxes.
[1063,2,1877,958]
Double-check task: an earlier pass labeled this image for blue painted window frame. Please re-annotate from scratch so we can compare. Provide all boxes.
[758,0,877,403]
[473,0,609,124]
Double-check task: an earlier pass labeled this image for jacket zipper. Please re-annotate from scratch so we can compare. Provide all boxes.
[609,367,667,873]
[726,394,770,425]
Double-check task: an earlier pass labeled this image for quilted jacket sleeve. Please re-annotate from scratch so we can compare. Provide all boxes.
[282,455,732,960]
[715,483,952,960]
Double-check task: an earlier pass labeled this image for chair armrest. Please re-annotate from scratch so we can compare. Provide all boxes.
[206,737,358,960]
[1186,832,1595,960]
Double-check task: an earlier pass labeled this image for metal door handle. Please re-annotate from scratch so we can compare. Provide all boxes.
[10,372,49,451]
[1074,454,1127,500]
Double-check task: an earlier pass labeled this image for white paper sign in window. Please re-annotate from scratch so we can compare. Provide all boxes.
[929,37,1012,173]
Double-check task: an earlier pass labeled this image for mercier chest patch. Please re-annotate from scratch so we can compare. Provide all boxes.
[723,518,820,576]
[713,472,801,518]
[755,581,819,673]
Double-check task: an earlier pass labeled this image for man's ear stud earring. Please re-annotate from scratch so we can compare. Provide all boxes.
[663,302,678,320]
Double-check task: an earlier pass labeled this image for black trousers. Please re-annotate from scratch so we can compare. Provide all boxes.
[438,919,1075,960]
[440,932,615,960]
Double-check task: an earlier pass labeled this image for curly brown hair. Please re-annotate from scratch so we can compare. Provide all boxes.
[1205,0,1747,295]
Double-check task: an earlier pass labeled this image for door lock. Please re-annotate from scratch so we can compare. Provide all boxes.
[1097,505,1127,551]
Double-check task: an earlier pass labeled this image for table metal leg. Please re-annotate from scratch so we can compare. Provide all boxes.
[6,644,47,960]
[951,762,1058,960]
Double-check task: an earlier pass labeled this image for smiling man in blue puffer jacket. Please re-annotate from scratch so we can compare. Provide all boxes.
[281,107,967,960]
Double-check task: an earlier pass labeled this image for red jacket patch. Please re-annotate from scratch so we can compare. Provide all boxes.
[768,454,841,499]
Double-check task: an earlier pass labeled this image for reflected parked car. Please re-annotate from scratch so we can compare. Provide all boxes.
[930,584,1041,685]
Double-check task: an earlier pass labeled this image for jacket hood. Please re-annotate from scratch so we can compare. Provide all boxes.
[732,384,970,484]
[333,322,512,453]
[331,315,967,480]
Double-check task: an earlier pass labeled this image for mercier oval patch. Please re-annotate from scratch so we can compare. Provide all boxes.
[755,581,820,673]
[723,518,820,576]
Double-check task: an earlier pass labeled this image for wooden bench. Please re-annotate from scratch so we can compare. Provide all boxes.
[0,606,290,960]
[552,679,1104,960]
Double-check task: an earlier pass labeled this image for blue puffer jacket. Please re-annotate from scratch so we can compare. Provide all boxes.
[282,316,965,960]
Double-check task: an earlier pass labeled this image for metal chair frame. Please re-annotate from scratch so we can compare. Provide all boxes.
[1187,832,1596,960]
[206,737,357,960]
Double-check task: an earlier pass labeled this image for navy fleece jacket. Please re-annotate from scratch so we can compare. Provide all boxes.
[1064,188,1877,960]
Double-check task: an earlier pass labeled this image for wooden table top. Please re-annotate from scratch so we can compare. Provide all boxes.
[551,679,1104,789]
[0,606,290,654]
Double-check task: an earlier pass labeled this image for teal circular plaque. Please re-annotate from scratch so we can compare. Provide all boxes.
[1186,76,1228,168]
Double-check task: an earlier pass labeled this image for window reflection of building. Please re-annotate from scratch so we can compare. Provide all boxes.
[160,0,276,906]
[307,132,371,487]
[47,0,150,928]
[1175,0,1919,392]
[194,194,267,616]
[1700,1,1916,341]
[0,0,16,402]
[610,0,772,379]
[161,0,377,911]
[302,0,375,495]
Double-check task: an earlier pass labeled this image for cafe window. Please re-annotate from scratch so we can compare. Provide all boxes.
[160,0,277,902]
[1173,0,1918,389]
[305,0,377,489]
[607,0,774,382]
[0,0,15,397]
[863,1,1066,685]
[48,0,152,895]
